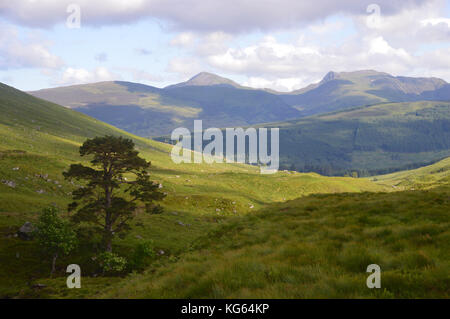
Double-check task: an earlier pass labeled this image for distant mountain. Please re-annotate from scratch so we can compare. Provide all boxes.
[165,72,243,89]
[30,70,450,137]
[281,70,449,115]
[30,77,301,136]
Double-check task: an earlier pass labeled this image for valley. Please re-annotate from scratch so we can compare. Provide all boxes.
[0,72,448,299]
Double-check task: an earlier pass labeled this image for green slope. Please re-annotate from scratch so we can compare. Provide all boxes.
[29,79,301,137]
[96,186,450,298]
[0,82,384,298]
[370,157,450,190]
[262,100,450,176]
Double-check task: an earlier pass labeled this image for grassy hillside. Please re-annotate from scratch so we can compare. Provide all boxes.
[30,80,300,137]
[370,157,450,190]
[68,186,449,298]
[261,101,450,176]
[0,82,384,298]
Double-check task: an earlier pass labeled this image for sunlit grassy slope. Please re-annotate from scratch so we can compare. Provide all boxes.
[0,82,385,297]
[98,186,450,298]
[370,157,450,190]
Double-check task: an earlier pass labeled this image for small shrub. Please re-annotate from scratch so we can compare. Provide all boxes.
[97,252,127,275]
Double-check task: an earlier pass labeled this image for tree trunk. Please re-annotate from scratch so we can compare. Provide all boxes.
[104,172,113,253]
[105,188,113,253]
[50,253,58,277]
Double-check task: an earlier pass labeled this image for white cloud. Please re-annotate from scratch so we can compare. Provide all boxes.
[0,0,432,32]
[58,67,119,85]
[308,20,345,34]
[167,57,204,78]
[421,18,450,27]
[170,32,196,47]
[0,23,63,70]
[244,77,307,92]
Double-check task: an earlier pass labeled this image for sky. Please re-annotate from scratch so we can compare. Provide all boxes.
[0,0,449,92]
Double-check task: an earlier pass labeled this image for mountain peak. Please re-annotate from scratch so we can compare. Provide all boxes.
[166,72,241,89]
[320,71,338,84]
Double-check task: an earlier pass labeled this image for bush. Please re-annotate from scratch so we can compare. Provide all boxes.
[129,240,156,271]
[97,252,127,275]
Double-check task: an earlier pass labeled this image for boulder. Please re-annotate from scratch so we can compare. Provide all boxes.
[17,222,36,240]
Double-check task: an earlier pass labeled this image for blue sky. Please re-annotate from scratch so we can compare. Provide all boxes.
[1,0,449,92]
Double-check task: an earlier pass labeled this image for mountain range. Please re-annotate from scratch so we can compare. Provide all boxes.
[30,70,450,137]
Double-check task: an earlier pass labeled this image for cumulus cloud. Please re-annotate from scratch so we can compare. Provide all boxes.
[161,0,449,91]
[172,32,427,91]
[353,0,450,49]
[167,57,204,78]
[0,0,432,33]
[57,67,119,85]
[0,23,63,70]
[170,32,196,47]
[1,0,449,91]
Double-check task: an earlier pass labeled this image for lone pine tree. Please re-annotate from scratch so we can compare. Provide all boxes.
[64,135,165,252]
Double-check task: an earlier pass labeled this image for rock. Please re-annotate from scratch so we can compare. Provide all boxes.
[159,250,165,255]
[12,167,19,171]
[176,220,185,226]
[249,205,254,209]
[36,189,45,194]
[2,180,16,188]
[18,222,36,240]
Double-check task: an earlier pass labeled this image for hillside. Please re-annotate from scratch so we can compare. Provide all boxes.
[29,79,300,137]
[261,100,450,176]
[370,157,450,190]
[90,187,450,298]
[0,82,384,298]
[29,70,450,138]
